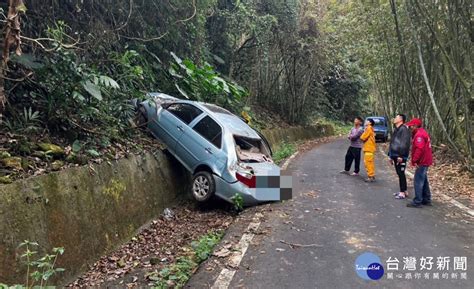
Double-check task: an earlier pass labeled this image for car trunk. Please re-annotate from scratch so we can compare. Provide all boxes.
[234,135,273,164]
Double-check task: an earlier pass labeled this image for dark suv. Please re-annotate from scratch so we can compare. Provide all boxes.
[365,116,388,142]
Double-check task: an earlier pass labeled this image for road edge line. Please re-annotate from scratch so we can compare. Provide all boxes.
[211,219,261,289]
[281,150,299,170]
[379,148,473,217]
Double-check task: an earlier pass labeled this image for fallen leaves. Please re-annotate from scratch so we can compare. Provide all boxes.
[304,190,318,199]
[69,204,233,287]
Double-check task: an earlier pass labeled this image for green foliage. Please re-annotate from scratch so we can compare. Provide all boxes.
[168,53,248,112]
[2,0,375,154]
[191,231,223,263]
[323,1,472,164]
[273,142,296,165]
[151,231,223,288]
[4,107,41,134]
[5,22,146,139]
[3,240,66,289]
[314,117,352,136]
[152,257,196,289]
[231,193,244,212]
[321,61,370,122]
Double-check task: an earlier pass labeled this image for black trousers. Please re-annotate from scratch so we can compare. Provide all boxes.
[344,147,361,173]
[392,157,407,192]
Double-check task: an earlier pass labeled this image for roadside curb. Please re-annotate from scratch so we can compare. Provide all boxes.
[379,147,474,217]
[281,150,300,171]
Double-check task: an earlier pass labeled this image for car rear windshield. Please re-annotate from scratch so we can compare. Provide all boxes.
[234,135,272,163]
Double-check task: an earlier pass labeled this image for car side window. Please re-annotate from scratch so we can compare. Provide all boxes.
[166,103,203,124]
[193,116,222,148]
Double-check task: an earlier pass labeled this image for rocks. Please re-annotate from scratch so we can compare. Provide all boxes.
[0,176,12,184]
[162,208,175,220]
[51,160,64,171]
[38,143,64,156]
[66,153,89,165]
[32,151,46,158]
[0,151,11,159]
[1,157,22,170]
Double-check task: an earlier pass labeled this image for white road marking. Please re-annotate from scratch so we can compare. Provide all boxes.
[380,148,473,217]
[211,219,261,289]
[281,150,299,170]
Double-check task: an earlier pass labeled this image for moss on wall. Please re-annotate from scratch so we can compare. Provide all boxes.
[0,150,190,285]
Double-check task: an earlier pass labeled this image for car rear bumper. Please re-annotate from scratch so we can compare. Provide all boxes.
[213,175,286,205]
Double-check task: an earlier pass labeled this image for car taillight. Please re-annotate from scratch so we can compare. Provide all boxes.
[235,166,256,188]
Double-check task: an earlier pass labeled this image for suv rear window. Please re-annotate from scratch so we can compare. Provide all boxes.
[373,118,386,126]
[193,116,222,148]
[167,103,202,124]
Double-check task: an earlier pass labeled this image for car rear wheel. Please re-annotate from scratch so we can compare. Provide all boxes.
[192,171,215,202]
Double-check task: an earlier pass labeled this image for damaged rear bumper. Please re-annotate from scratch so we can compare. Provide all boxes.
[213,174,292,206]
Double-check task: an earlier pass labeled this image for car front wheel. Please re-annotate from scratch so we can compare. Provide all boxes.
[192,171,216,202]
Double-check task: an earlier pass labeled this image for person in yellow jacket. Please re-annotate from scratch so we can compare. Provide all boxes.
[360,118,376,182]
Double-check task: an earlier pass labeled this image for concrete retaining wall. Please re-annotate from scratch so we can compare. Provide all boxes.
[0,151,190,285]
[0,124,333,285]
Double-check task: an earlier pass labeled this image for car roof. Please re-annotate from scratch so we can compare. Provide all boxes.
[196,103,260,139]
[147,93,261,139]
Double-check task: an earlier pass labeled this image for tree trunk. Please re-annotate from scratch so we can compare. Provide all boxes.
[414,33,463,159]
[0,0,26,113]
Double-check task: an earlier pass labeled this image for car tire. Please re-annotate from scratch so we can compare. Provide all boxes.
[191,171,216,202]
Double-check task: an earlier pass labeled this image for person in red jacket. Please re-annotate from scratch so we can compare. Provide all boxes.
[405,118,433,208]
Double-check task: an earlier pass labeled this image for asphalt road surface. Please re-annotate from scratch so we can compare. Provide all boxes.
[189,138,473,289]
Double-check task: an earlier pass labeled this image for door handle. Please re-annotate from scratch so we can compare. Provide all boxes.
[177,125,183,131]
[205,147,213,154]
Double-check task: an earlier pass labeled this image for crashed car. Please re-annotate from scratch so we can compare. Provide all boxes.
[133,93,285,205]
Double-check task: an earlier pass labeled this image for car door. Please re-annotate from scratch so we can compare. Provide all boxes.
[151,103,203,153]
[175,115,226,173]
